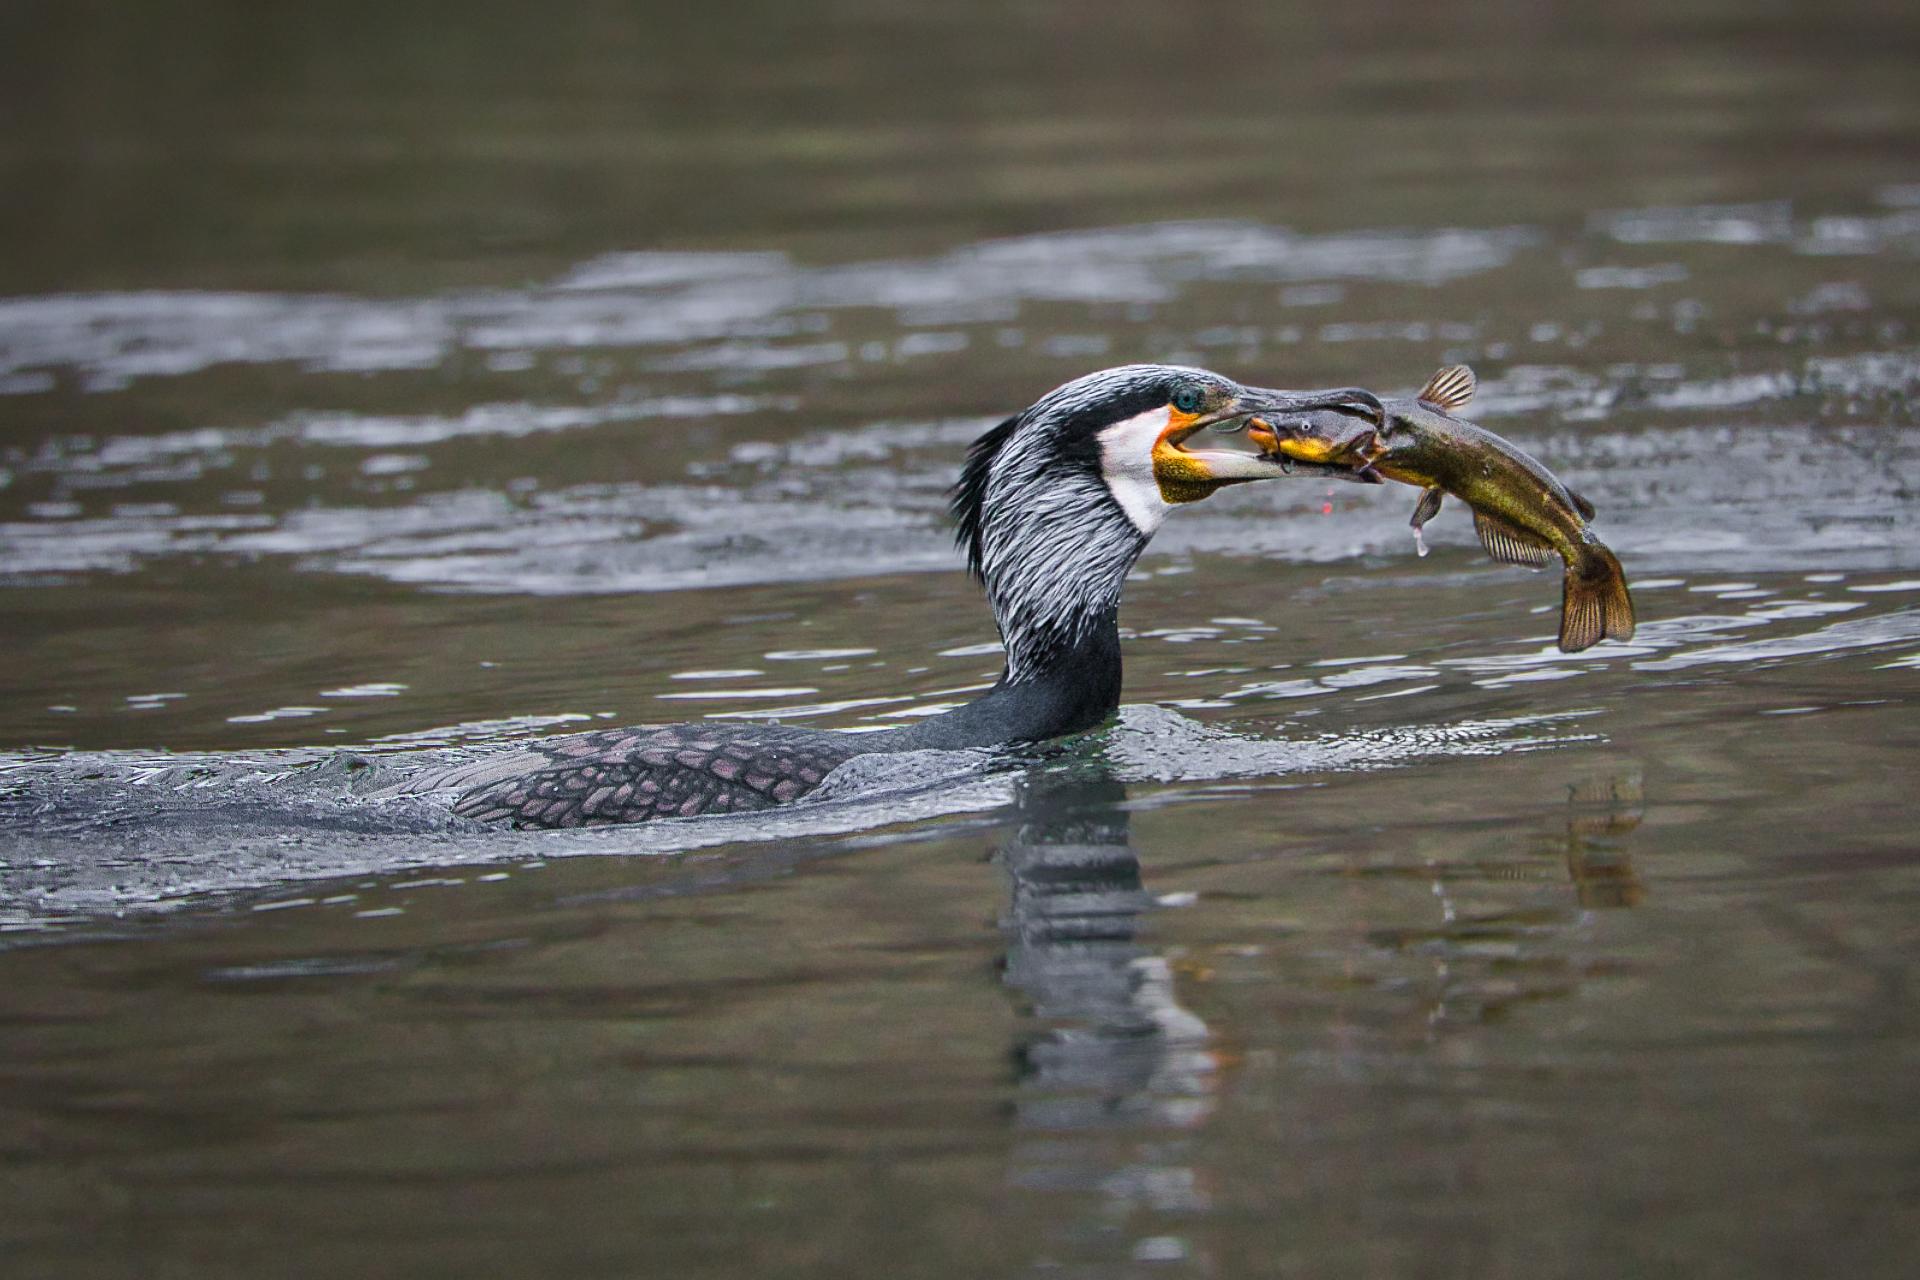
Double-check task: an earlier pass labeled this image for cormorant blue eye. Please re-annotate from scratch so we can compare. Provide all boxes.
[1172,386,1205,414]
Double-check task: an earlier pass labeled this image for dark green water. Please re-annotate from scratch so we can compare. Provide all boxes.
[3,2,1919,1276]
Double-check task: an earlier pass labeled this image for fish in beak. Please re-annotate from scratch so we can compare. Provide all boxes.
[1236,399,1388,478]
[1154,385,1388,499]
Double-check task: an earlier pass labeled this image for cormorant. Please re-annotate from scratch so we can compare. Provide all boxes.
[401,366,1381,827]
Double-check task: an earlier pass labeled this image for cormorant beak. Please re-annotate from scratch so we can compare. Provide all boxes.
[1247,385,1386,429]
[1155,385,1387,495]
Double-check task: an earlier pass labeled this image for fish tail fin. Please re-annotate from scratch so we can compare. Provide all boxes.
[1559,543,1636,653]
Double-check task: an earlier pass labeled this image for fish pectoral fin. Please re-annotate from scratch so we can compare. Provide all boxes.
[1417,364,1477,413]
[1568,487,1597,521]
[1473,510,1557,568]
[1409,487,1445,529]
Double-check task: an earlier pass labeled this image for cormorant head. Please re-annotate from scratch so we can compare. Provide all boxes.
[950,364,1380,680]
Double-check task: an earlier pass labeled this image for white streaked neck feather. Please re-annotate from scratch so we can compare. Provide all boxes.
[977,424,1151,683]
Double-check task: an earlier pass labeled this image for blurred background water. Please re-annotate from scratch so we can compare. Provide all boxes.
[2,1,1918,1276]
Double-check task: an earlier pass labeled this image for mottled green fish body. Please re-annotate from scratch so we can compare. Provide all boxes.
[1272,365,1635,653]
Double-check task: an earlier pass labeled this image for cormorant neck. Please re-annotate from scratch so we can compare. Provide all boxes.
[894,609,1124,750]
[899,458,1149,752]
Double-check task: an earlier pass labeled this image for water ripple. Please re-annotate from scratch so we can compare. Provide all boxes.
[0,221,1538,393]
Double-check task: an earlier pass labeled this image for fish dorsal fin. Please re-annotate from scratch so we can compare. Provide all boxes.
[1568,488,1597,521]
[1418,364,1476,412]
[1473,510,1555,568]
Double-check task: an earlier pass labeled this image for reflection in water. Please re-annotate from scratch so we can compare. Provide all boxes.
[990,762,1651,1271]
[1564,773,1646,909]
[997,767,1219,1273]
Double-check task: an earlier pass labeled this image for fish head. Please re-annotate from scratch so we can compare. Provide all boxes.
[1235,404,1388,474]
[1139,380,1390,501]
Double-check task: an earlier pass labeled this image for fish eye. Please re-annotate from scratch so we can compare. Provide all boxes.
[1171,385,1205,414]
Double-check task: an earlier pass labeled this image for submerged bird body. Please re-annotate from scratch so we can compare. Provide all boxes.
[394,366,1384,827]
[435,625,1129,827]
[437,723,869,826]
[1254,365,1635,653]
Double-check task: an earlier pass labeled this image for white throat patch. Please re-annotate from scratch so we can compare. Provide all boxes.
[1097,405,1174,535]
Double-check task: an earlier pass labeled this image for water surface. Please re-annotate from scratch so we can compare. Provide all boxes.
[3,2,1919,1276]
